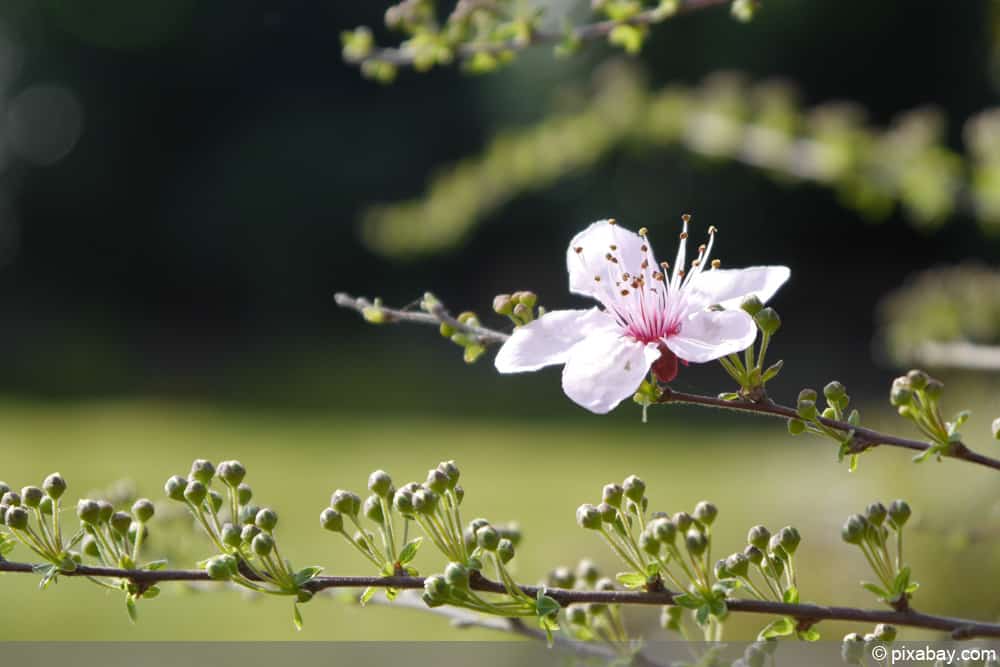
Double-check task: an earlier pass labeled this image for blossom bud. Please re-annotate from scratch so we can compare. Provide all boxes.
[623,475,646,502]
[368,470,394,498]
[132,499,155,523]
[110,512,132,536]
[887,500,911,528]
[841,633,865,664]
[205,555,235,581]
[906,370,928,391]
[453,485,465,505]
[889,378,912,406]
[497,538,515,564]
[363,495,384,524]
[423,574,448,604]
[726,552,750,577]
[576,504,602,530]
[754,307,780,335]
[412,488,439,515]
[97,500,114,524]
[498,522,521,546]
[164,475,187,501]
[425,469,449,494]
[713,558,729,580]
[597,502,617,524]
[872,623,896,641]
[650,517,676,544]
[21,486,43,509]
[82,534,100,558]
[865,502,887,526]
[798,388,818,403]
[685,529,707,556]
[747,525,770,550]
[577,559,599,586]
[640,530,660,556]
[740,295,764,317]
[512,291,537,308]
[694,501,718,526]
[237,484,253,505]
[823,381,846,402]
[787,419,806,435]
[39,496,54,515]
[331,490,361,517]
[566,606,587,625]
[241,524,261,544]
[221,523,242,549]
[673,512,693,533]
[5,505,28,530]
[393,489,414,515]
[796,400,817,421]
[183,480,207,505]
[923,379,943,400]
[238,504,260,525]
[841,514,867,544]
[208,490,224,514]
[77,499,101,524]
[252,532,274,557]
[602,483,624,508]
[43,473,67,500]
[596,577,615,591]
[189,459,215,485]
[476,525,500,551]
[546,566,574,588]
[743,545,764,565]
[1,491,19,507]
[492,294,514,316]
[777,526,801,555]
[444,562,470,588]
[320,508,344,532]
[768,534,787,560]
[217,460,246,487]
[255,508,278,532]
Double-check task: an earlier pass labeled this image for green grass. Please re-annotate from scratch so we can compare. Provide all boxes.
[0,398,997,641]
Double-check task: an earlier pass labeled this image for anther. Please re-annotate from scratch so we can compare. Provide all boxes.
[708,225,717,234]
[681,214,691,223]
[620,289,630,296]
[638,227,648,237]
[679,232,689,240]
[711,259,721,269]
[608,219,617,225]
[609,244,617,251]
[574,247,583,254]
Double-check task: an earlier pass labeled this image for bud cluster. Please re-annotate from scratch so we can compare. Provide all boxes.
[1,473,77,578]
[841,624,897,665]
[716,296,784,402]
[492,291,541,327]
[890,370,966,462]
[165,459,322,627]
[425,292,489,364]
[787,381,863,469]
[841,500,916,608]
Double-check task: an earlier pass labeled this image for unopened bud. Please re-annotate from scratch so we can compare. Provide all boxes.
[132,499,155,523]
[694,501,718,526]
[217,460,246,487]
[623,475,646,502]
[363,495,384,524]
[110,511,132,536]
[77,499,101,524]
[43,473,67,500]
[747,525,770,550]
[237,484,253,505]
[740,295,764,317]
[5,505,28,530]
[685,529,707,556]
[255,508,278,532]
[777,526,801,555]
[444,562,470,588]
[183,480,208,505]
[673,512,693,533]
[189,459,215,485]
[492,294,514,316]
[602,483,624,508]
[221,523,242,548]
[320,508,344,532]
[754,307,781,335]
[252,532,274,557]
[21,486,43,509]
[865,502,887,526]
[476,525,500,551]
[576,504,602,530]
[368,470,394,498]
[331,490,361,517]
[497,538,515,564]
[841,514,867,544]
[887,500,911,528]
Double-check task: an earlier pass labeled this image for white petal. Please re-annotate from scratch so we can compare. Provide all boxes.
[665,309,757,363]
[494,308,615,373]
[561,330,660,414]
[566,220,657,301]
[684,266,791,311]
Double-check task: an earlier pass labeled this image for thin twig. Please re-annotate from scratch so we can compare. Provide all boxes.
[3,560,999,639]
[334,294,1000,473]
[350,0,731,68]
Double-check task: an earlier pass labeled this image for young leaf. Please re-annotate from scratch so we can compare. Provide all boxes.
[757,616,795,639]
[695,604,710,626]
[398,537,422,564]
[616,572,647,589]
[142,560,168,571]
[798,627,821,641]
[672,593,702,609]
[359,586,377,606]
[125,596,138,624]
[535,590,561,618]
[861,582,889,599]
[782,586,799,604]
[293,566,324,587]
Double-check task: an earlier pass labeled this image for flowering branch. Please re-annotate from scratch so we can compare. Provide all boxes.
[1,560,999,639]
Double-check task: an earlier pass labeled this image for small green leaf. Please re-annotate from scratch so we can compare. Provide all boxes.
[709,597,728,619]
[798,628,821,641]
[616,571,647,589]
[672,593,702,609]
[757,616,795,639]
[861,582,889,599]
[142,560,168,571]
[904,582,920,594]
[142,586,160,599]
[359,586,376,606]
[292,604,303,631]
[126,596,138,624]
[397,538,422,564]
[892,566,911,594]
[695,604,710,626]
[293,566,324,587]
[385,587,398,601]
[535,590,560,618]
[782,586,799,604]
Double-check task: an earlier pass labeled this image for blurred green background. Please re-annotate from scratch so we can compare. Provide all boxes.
[0,0,999,643]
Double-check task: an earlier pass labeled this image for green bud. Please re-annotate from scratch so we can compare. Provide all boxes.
[423,574,448,603]
[208,490,224,514]
[841,514,868,545]
[184,480,208,505]
[924,379,944,400]
[438,322,455,338]
[842,633,865,664]
[367,470,394,498]
[596,577,615,591]
[512,303,532,323]
[216,460,246,487]
[623,475,646,502]
[906,370,928,390]
[872,623,896,641]
[82,534,100,558]
[320,508,344,532]
[754,307,781,335]
[694,501,718,526]
[777,526,801,555]
[132,499,155,523]
[823,381,846,402]
[1,491,19,507]
[597,502,617,524]
[444,562,470,588]
[77,499,101,524]
[713,558,729,580]
[205,555,236,581]
[425,469,449,494]
[576,504,602,530]
[453,485,465,505]
[164,475,187,501]
[97,500,113,524]
[743,545,764,565]
[363,495,384,524]
[492,294,514,316]
[5,505,28,530]
[39,496,54,515]
[241,524,261,544]
[865,502,887,526]
[110,511,132,536]
[456,311,478,325]
[787,418,806,435]
[993,418,1000,441]
[740,295,764,317]
[476,525,500,551]
[798,388,818,403]
[43,473,67,500]
[251,532,274,557]
[767,534,787,560]
[640,529,660,556]
[547,567,574,588]
[497,538,515,564]
[747,525,770,550]
[602,483,624,508]
[512,291,537,308]
[650,517,677,544]
[189,459,216,485]
[412,488,439,515]
[796,399,818,421]
[887,500,911,528]
[331,490,361,517]
[890,378,913,407]
[237,484,253,505]
[685,529,707,556]
[21,486,43,509]
[239,504,260,525]
[566,606,587,625]
[577,559,599,586]
[437,461,459,486]
[725,552,750,577]
[393,489,414,515]
[221,523,242,549]
[255,508,278,532]
[673,512,693,533]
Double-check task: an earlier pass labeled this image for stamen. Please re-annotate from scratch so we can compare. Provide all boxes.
[708,225,717,235]
[681,213,691,223]
[608,219,617,225]
[620,289,629,296]
[638,227,648,237]
[574,246,583,254]
[609,244,617,251]
[679,232,688,240]
[711,259,721,269]
[594,276,602,282]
